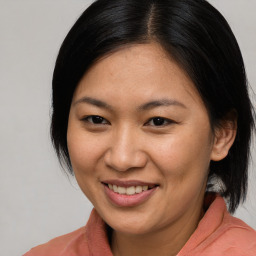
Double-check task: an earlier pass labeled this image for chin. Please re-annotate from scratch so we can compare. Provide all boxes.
[111,222,153,236]
[101,209,160,236]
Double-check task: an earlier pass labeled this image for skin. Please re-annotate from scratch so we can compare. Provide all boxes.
[67,43,236,256]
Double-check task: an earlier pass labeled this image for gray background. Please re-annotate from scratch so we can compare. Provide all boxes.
[0,1,255,255]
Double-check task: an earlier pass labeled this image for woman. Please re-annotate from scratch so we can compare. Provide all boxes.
[24,0,256,255]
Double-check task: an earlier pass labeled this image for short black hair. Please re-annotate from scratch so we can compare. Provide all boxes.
[51,0,255,213]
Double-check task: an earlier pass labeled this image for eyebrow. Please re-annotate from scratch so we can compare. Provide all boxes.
[73,96,113,110]
[138,99,187,111]
[73,96,186,111]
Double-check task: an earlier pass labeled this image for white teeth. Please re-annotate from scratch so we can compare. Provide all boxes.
[135,186,142,193]
[107,184,152,195]
[142,185,148,191]
[126,186,136,195]
[117,186,126,194]
[113,185,118,192]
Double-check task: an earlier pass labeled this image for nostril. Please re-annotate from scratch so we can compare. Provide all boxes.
[103,144,148,172]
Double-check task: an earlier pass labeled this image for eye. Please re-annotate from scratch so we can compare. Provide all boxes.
[83,115,109,125]
[146,117,174,127]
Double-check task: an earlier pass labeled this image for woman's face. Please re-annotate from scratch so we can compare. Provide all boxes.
[67,43,216,235]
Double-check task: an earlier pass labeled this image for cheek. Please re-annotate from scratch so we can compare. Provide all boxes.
[67,125,102,192]
[67,122,102,171]
[67,131,103,203]
[150,127,213,179]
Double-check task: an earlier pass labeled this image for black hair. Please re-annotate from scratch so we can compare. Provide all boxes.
[51,0,255,213]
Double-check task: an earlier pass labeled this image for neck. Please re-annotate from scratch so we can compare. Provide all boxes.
[111,205,204,256]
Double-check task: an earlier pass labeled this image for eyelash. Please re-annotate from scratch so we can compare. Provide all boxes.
[145,117,175,127]
[82,115,109,125]
[82,115,175,127]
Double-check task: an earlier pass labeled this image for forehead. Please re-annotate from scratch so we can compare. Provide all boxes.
[73,43,203,107]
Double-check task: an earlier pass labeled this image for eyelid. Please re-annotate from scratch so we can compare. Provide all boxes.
[81,115,110,125]
[145,117,176,127]
[81,115,175,127]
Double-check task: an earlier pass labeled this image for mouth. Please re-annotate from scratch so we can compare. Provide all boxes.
[103,183,158,196]
[102,180,159,207]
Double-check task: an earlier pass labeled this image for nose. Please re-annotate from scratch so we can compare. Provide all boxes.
[104,126,147,172]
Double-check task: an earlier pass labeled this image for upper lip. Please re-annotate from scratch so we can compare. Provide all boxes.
[101,179,158,187]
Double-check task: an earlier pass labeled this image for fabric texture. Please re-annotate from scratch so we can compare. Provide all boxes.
[24,194,256,256]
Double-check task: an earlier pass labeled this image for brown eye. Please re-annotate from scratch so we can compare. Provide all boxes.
[84,115,108,124]
[152,117,165,126]
[146,117,174,127]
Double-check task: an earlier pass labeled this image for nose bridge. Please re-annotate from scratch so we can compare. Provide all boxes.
[104,124,147,171]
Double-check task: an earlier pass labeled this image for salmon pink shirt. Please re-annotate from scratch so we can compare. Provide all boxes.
[24,194,256,256]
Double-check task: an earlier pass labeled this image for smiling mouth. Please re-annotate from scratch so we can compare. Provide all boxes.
[103,183,158,196]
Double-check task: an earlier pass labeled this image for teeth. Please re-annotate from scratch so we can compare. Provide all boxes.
[142,185,148,191]
[117,186,126,194]
[107,184,152,195]
[126,186,135,195]
[113,185,118,192]
[135,186,142,193]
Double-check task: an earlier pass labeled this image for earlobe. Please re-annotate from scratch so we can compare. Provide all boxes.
[211,119,237,161]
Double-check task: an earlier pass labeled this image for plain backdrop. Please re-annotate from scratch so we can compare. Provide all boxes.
[0,1,255,255]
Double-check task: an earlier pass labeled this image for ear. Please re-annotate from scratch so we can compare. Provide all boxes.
[211,114,237,161]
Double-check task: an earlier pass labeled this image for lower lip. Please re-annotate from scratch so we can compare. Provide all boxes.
[103,184,158,207]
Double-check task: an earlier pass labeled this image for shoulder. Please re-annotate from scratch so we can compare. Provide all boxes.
[179,195,256,256]
[213,213,256,254]
[199,202,256,255]
[204,196,256,255]
[23,209,112,256]
[23,226,89,256]
[194,216,256,256]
